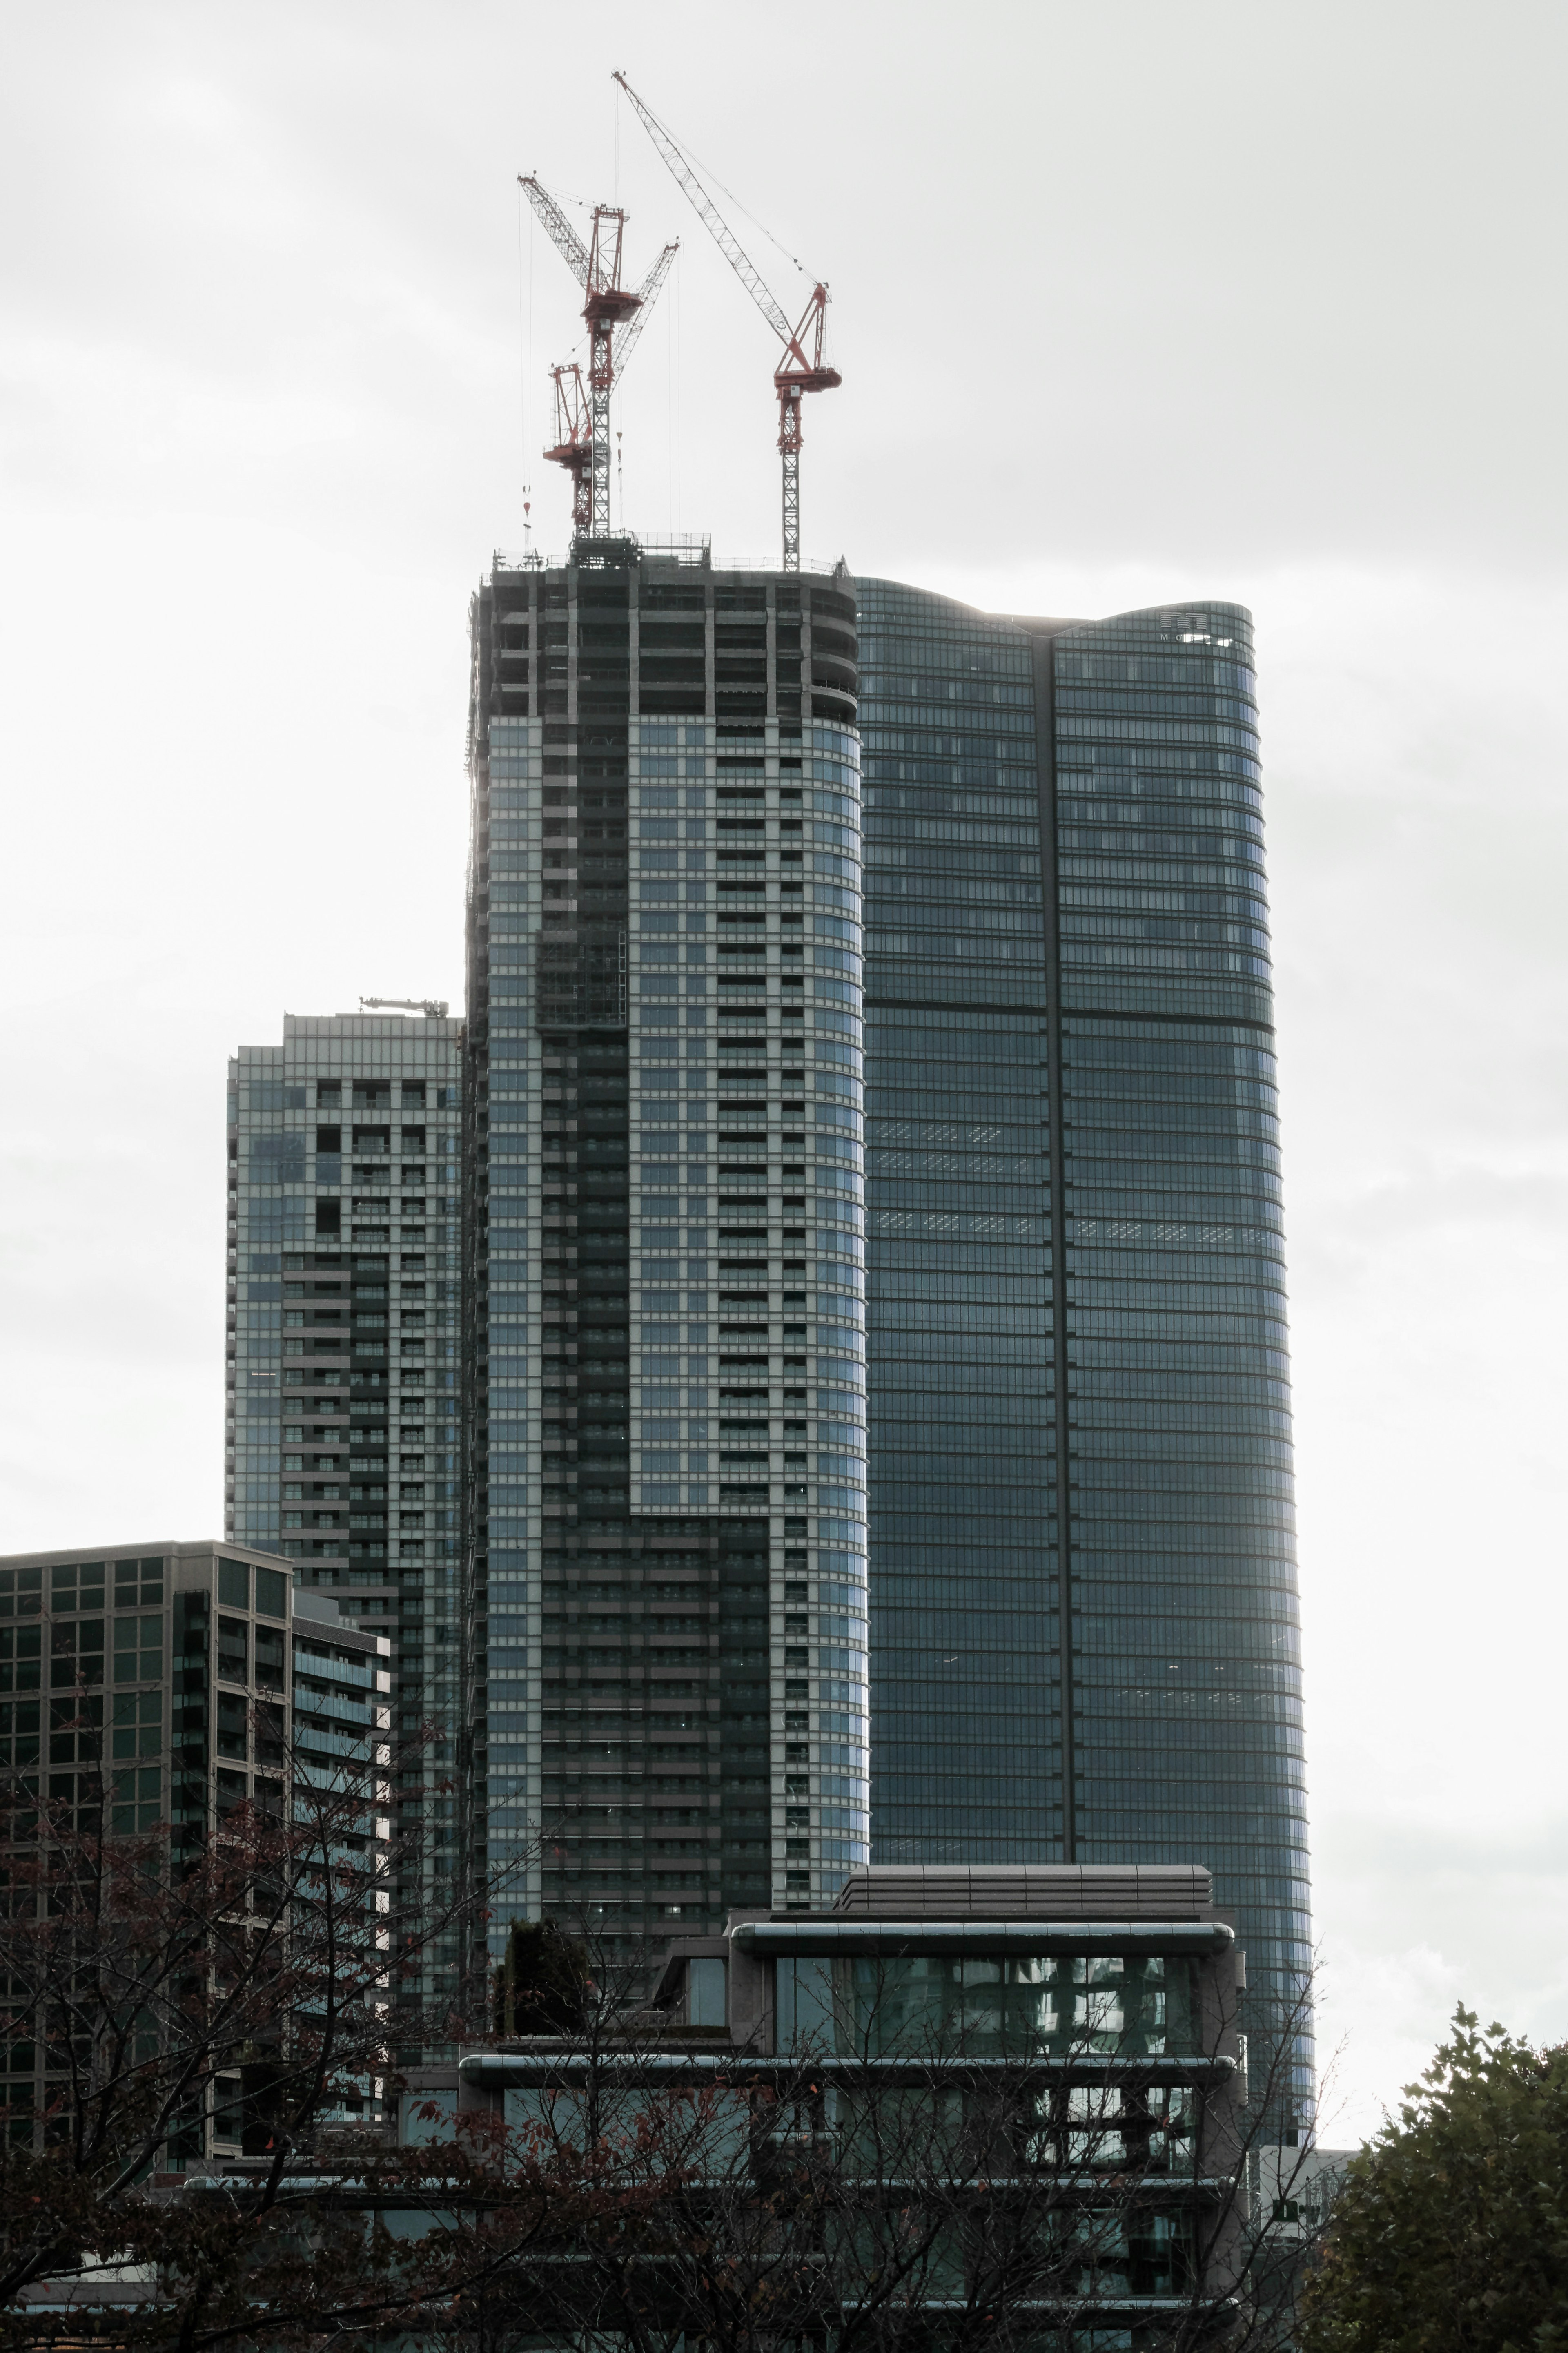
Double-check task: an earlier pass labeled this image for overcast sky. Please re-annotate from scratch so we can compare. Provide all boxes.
[4,0,1567,2142]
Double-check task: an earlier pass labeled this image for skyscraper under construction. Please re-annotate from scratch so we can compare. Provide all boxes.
[462,542,868,1963]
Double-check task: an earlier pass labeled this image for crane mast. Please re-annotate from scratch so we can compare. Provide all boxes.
[612,71,840,572]
[519,175,676,539]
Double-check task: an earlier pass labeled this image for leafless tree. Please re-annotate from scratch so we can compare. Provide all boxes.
[0,1733,1343,2353]
[438,1922,1341,2353]
[0,1698,537,2349]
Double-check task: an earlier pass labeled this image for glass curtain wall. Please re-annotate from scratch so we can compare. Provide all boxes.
[856,582,1062,1855]
[1049,602,1306,2064]
[856,583,1309,2099]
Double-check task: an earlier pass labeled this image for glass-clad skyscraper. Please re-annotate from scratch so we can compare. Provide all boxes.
[856,582,1308,2030]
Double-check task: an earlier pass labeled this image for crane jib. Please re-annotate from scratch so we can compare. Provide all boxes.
[612,69,842,571]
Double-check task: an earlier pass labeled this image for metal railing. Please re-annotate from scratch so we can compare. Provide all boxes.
[492,535,846,579]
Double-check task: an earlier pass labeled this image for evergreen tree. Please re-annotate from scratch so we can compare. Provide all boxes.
[1303,2007,1568,2352]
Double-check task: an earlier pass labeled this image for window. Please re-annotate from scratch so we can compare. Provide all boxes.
[1147,2085,1196,2172]
[50,1620,103,1689]
[254,1624,286,1688]
[49,1693,104,1763]
[114,1559,163,1610]
[44,1765,100,1829]
[218,1560,250,1608]
[111,1690,162,1760]
[112,1615,163,1684]
[688,1957,727,2027]
[250,1134,305,1183]
[216,1692,248,1759]
[316,1081,341,1106]
[775,1956,835,2049]
[109,1764,162,1835]
[0,1628,41,1693]
[1064,2085,1127,2168]
[0,1698,40,1766]
[254,1566,287,1620]
[1075,1989,1126,2038]
[51,1563,105,1614]
[0,1569,41,1619]
[401,1082,426,1107]
[217,1618,249,1684]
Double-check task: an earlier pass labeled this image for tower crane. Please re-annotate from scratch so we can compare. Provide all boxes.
[612,71,840,573]
[543,362,594,536]
[519,174,677,538]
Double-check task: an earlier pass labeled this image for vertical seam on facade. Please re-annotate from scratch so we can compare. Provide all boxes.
[1030,630,1076,1862]
[460,582,491,1983]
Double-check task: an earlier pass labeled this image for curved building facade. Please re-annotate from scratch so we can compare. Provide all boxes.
[856,581,1309,2072]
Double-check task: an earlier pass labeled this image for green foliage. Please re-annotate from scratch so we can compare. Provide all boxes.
[1302,2005,1568,2353]
[493,1918,590,2037]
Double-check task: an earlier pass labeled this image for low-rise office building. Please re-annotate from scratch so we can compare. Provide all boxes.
[0,1538,390,2168]
[405,1862,1249,2340]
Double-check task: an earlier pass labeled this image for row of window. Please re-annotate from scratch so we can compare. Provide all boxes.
[0,1619,162,1691]
[0,1559,164,1617]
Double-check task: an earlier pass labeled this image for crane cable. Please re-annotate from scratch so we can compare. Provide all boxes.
[614,76,808,279]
